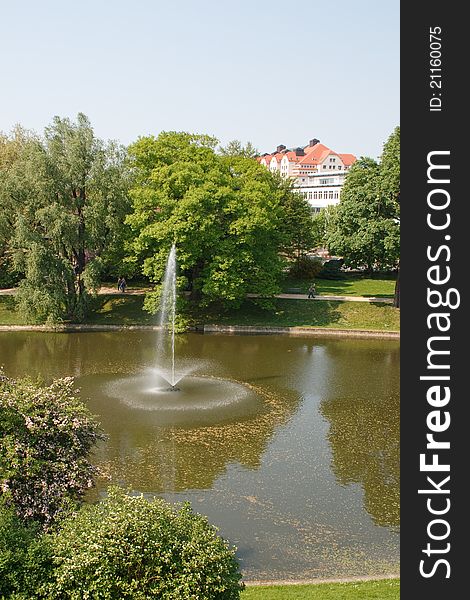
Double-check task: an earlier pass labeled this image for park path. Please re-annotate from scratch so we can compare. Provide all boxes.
[0,287,393,304]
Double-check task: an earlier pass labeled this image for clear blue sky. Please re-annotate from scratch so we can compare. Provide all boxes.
[1,0,399,159]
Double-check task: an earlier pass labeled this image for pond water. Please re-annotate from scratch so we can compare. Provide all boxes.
[0,331,399,580]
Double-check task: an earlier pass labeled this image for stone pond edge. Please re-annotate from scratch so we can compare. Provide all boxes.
[0,323,399,339]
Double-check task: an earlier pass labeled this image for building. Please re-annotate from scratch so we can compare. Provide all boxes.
[257,139,356,211]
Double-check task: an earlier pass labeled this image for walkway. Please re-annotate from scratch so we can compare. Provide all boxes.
[0,287,394,304]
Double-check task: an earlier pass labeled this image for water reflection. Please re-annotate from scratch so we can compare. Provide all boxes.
[0,331,400,579]
[318,339,400,528]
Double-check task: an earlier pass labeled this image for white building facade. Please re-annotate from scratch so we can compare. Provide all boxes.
[257,139,356,211]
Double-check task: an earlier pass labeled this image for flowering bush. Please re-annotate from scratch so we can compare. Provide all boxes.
[47,487,244,599]
[0,373,105,527]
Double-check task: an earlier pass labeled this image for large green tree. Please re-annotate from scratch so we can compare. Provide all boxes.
[326,128,400,274]
[0,114,130,322]
[127,131,304,309]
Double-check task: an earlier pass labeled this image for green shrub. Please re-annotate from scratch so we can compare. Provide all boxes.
[47,487,244,599]
[288,255,323,280]
[0,501,53,599]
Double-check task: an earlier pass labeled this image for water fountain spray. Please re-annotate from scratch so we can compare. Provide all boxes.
[158,243,180,391]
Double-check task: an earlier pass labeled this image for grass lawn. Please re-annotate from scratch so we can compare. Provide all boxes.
[241,579,399,600]
[282,274,396,298]
[86,295,154,325]
[0,295,399,332]
[210,299,399,331]
[0,296,23,325]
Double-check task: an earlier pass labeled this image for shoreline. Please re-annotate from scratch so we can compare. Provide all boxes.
[242,573,399,586]
[0,323,399,339]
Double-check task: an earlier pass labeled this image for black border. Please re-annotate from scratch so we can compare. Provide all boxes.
[401,2,467,596]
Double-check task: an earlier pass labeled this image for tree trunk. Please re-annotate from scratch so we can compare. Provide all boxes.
[189,260,204,302]
[393,266,400,308]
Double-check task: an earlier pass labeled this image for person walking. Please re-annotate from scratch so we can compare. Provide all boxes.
[119,277,127,293]
[307,283,316,299]
[117,277,123,291]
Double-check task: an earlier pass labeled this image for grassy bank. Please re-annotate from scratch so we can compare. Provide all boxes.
[0,296,21,325]
[0,295,399,332]
[207,299,399,331]
[282,274,396,297]
[241,579,399,599]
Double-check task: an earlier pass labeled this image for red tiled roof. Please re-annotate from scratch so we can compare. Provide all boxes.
[282,151,302,162]
[303,143,331,157]
[338,153,356,166]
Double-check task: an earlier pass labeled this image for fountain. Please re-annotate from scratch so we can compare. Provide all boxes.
[97,244,262,425]
[157,243,179,391]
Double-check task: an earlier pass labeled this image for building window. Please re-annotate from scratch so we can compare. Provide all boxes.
[334,191,339,199]
[329,191,334,199]
[313,191,318,199]
[308,191,313,199]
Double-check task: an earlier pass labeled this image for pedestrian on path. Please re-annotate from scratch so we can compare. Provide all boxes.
[119,277,127,293]
[307,283,316,299]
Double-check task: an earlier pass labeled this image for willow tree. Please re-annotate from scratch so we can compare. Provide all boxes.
[1,114,130,322]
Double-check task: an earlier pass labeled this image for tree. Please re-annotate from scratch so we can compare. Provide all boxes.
[1,114,130,322]
[218,139,258,158]
[127,132,291,309]
[0,374,104,527]
[380,127,400,306]
[47,487,243,599]
[326,129,400,273]
[0,127,37,287]
[276,177,316,264]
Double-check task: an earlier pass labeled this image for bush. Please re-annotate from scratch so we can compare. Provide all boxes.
[47,487,244,599]
[0,374,105,527]
[0,255,21,288]
[0,501,53,599]
[288,255,323,280]
[317,258,345,280]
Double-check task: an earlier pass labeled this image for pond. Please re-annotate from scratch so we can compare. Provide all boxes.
[0,331,399,580]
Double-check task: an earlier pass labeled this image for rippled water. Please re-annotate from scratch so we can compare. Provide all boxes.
[0,331,399,580]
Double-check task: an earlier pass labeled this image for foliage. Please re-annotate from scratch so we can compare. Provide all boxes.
[218,140,258,158]
[0,114,131,323]
[127,132,295,309]
[287,255,323,280]
[277,182,316,262]
[379,126,400,204]
[0,374,105,527]
[47,487,244,599]
[0,500,53,599]
[326,128,400,272]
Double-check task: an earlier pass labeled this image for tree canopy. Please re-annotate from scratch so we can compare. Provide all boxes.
[326,127,400,272]
[127,131,312,309]
[0,114,130,322]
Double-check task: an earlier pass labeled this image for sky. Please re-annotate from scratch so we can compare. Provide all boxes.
[1,0,399,159]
